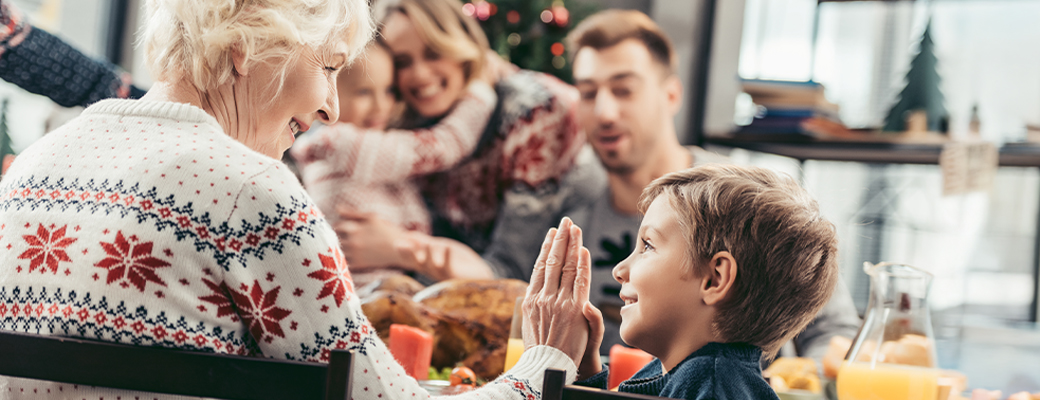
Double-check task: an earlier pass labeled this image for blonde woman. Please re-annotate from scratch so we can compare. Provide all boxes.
[338,0,595,283]
[0,0,590,398]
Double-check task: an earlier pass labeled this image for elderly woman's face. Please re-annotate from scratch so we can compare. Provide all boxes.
[240,42,348,158]
[381,12,468,118]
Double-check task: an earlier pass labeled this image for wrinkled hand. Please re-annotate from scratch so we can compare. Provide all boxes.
[522,217,592,367]
[334,208,413,270]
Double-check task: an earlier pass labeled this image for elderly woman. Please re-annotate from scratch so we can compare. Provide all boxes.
[336,0,600,282]
[0,0,592,398]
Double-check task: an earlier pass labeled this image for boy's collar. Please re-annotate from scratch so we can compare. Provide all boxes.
[668,342,763,373]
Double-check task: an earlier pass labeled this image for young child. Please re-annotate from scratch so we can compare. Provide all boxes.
[291,40,496,235]
[574,164,840,400]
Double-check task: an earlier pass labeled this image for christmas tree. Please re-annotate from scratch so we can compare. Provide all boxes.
[462,0,596,82]
[883,20,947,133]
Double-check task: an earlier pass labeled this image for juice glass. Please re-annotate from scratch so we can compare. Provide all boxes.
[503,297,524,371]
[837,361,939,400]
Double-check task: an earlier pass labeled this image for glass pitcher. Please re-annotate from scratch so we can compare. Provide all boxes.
[837,262,940,400]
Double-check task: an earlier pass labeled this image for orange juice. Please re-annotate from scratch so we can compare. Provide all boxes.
[836,361,939,400]
[503,337,524,371]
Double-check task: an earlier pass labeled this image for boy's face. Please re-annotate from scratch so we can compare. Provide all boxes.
[612,195,704,354]
[336,45,395,129]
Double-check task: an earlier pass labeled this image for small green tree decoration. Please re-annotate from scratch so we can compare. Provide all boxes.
[883,20,948,133]
[463,0,596,82]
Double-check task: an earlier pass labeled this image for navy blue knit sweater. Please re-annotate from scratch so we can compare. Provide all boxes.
[0,0,145,108]
[577,342,779,400]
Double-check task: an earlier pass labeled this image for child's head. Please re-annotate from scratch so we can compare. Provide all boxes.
[336,39,396,129]
[612,164,839,359]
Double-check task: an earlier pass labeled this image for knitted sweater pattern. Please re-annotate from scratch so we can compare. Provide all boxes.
[0,99,575,399]
[418,70,583,251]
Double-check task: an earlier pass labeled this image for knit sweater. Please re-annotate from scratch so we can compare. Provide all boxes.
[412,70,584,255]
[577,343,779,400]
[291,82,497,234]
[0,99,576,399]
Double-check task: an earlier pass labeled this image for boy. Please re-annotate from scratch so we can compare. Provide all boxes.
[574,164,840,399]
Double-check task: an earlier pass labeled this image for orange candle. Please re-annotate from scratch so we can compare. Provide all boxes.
[389,324,433,381]
[608,345,655,389]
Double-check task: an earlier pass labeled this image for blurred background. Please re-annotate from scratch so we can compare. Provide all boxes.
[2,0,1038,393]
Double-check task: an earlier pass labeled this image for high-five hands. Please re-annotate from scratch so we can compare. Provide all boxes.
[522,217,594,368]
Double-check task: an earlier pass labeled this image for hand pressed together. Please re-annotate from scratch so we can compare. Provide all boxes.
[522,217,596,368]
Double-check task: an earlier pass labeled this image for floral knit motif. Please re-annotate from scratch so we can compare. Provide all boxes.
[16,224,77,274]
[0,99,575,399]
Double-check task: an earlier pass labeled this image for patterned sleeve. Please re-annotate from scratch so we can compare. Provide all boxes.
[217,163,575,399]
[0,1,141,107]
[291,82,497,186]
[503,73,585,189]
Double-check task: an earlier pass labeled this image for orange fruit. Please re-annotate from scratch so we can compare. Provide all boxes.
[449,366,476,386]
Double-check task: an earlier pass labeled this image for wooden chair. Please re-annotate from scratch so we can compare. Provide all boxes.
[542,369,671,400]
[0,330,354,400]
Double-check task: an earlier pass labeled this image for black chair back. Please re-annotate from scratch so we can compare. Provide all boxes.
[542,369,672,400]
[0,331,353,400]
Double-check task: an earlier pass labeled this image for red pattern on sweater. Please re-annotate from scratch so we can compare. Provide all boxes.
[421,72,583,232]
[0,99,573,399]
[17,223,77,274]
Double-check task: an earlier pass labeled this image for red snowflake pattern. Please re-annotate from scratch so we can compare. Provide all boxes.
[307,247,353,307]
[227,280,292,340]
[94,231,171,292]
[18,224,78,274]
[198,278,237,318]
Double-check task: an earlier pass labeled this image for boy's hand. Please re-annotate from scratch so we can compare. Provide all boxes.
[523,217,593,367]
[578,302,605,380]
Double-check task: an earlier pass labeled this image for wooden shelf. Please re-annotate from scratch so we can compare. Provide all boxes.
[704,136,1040,167]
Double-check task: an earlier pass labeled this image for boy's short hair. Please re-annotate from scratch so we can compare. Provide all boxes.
[638,164,839,358]
[565,9,677,76]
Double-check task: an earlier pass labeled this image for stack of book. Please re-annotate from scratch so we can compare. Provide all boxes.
[737,79,850,139]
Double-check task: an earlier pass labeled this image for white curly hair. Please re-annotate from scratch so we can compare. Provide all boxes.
[141,0,374,94]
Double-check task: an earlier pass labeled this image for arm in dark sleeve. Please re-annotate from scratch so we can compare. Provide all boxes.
[0,24,143,107]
